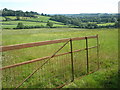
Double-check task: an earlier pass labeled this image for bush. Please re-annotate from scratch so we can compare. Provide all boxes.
[46,21,53,28]
[16,22,24,29]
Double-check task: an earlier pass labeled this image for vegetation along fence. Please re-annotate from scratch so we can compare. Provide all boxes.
[0,35,100,88]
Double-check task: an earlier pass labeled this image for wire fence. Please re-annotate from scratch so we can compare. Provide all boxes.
[0,35,99,88]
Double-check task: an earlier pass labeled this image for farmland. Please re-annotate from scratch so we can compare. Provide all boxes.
[2,28,118,88]
[1,8,118,88]
[1,9,118,29]
[1,15,68,29]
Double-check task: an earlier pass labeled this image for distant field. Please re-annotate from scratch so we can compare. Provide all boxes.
[1,15,67,29]
[1,15,116,29]
[2,25,16,28]
[97,23,115,26]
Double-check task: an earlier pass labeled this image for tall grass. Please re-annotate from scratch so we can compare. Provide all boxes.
[2,28,118,88]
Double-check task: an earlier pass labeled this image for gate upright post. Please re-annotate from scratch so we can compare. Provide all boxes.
[85,37,89,74]
[70,38,74,82]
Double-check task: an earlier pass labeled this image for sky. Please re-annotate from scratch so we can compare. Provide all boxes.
[0,0,119,14]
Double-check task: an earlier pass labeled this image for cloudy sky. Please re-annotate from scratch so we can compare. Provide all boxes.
[0,0,119,14]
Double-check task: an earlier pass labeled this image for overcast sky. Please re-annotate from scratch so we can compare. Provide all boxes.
[0,0,119,14]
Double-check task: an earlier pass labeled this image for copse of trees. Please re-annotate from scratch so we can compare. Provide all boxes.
[50,15,70,25]
[1,8,39,17]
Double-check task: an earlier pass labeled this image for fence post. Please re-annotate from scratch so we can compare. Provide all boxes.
[96,34,100,69]
[85,37,89,74]
[70,38,74,82]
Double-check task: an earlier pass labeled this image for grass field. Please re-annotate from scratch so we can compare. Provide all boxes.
[97,23,115,26]
[1,15,67,29]
[2,28,118,88]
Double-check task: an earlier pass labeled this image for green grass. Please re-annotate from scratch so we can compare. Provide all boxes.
[0,16,5,21]
[6,16,17,20]
[1,21,67,29]
[64,65,118,88]
[2,28,118,88]
[2,25,17,28]
[97,23,115,26]
[1,21,47,28]
[29,15,51,22]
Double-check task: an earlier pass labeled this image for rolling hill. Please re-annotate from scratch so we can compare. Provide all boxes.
[1,15,69,29]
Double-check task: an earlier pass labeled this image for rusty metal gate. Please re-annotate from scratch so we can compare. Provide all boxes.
[0,35,100,88]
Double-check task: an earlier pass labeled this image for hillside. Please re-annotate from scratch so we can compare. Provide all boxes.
[1,15,69,29]
[1,14,117,29]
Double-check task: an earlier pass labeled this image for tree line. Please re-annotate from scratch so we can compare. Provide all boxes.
[1,8,39,17]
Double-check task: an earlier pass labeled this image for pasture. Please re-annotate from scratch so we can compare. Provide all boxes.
[2,28,118,88]
[1,15,67,29]
[97,23,115,26]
